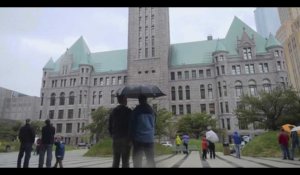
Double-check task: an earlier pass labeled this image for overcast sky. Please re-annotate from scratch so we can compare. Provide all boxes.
[0,8,256,97]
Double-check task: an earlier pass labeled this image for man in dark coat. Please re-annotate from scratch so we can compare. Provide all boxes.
[38,119,55,168]
[109,95,132,168]
[17,119,35,168]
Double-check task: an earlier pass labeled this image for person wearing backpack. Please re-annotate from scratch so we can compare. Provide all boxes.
[182,133,190,154]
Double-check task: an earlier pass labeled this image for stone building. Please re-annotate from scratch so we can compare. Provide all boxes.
[41,8,288,144]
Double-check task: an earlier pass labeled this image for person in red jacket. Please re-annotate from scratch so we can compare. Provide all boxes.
[278,128,290,160]
[201,135,208,161]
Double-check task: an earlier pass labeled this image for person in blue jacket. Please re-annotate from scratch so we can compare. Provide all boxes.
[130,95,156,167]
[232,131,242,158]
[54,136,65,168]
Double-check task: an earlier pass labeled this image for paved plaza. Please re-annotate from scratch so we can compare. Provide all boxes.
[0,149,299,168]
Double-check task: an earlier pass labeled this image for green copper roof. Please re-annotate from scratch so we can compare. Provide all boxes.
[224,16,267,55]
[171,40,219,66]
[43,58,55,70]
[69,36,91,69]
[215,39,228,52]
[90,49,127,73]
[266,33,282,49]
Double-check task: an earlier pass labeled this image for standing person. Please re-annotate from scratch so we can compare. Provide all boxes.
[206,127,217,159]
[278,128,290,160]
[130,95,156,168]
[35,138,41,156]
[108,95,132,168]
[53,136,65,168]
[182,133,190,154]
[17,119,36,168]
[232,131,242,159]
[38,119,55,168]
[201,135,208,161]
[290,130,299,160]
[175,135,182,154]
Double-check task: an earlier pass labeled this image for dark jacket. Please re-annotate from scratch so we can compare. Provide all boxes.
[130,103,155,143]
[109,105,132,139]
[233,132,242,145]
[41,124,55,144]
[55,141,65,159]
[18,124,35,144]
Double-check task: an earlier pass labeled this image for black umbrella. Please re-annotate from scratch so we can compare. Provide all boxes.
[116,84,166,98]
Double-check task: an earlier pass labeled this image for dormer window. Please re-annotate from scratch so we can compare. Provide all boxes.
[274,50,279,57]
[243,47,252,60]
[219,55,224,61]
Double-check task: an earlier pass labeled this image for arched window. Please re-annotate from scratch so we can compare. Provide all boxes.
[185,86,190,100]
[111,90,115,104]
[263,79,271,93]
[69,91,75,105]
[59,92,65,105]
[171,87,176,101]
[50,93,56,106]
[235,81,243,97]
[178,86,183,100]
[248,80,257,96]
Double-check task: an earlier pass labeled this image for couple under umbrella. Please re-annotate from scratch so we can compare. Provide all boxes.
[109,84,165,168]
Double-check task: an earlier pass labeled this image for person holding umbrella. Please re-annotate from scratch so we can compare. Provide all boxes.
[206,126,218,159]
[130,95,156,168]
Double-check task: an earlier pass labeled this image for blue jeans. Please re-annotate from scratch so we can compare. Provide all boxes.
[38,144,53,168]
[280,144,290,159]
[234,144,241,158]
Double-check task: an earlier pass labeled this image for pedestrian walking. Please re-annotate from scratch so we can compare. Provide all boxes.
[53,136,65,168]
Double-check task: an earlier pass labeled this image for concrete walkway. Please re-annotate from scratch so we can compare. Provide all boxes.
[1,149,300,168]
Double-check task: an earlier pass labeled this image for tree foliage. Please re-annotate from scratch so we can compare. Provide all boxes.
[235,87,300,131]
[155,108,173,141]
[83,107,111,142]
[177,113,216,138]
[31,120,44,136]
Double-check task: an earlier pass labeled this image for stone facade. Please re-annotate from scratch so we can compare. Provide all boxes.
[40,8,288,144]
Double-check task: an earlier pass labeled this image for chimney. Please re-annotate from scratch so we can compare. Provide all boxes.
[207,35,213,40]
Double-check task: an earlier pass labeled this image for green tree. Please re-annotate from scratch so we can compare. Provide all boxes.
[235,87,300,131]
[177,113,216,138]
[83,107,110,143]
[155,108,172,142]
[31,120,44,136]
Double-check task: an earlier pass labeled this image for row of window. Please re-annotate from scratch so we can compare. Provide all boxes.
[55,122,85,134]
[171,103,216,116]
[170,69,212,81]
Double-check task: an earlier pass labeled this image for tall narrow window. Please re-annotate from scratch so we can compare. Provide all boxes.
[50,93,56,106]
[223,81,227,97]
[56,124,62,133]
[225,102,229,113]
[263,79,271,93]
[185,86,190,100]
[249,64,255,74]
[263,63,269,73]
[221,65,225,74]
[245,64,250,74]
[152,47,155,57]
[111,90,115,104]
[124,76,127,84]
[171,87,176,101]
[66,123,72,133]
[59,92,65,105]
[41,93,44,106]
[69,92,74,105]
[200,84,205,99]
[112,77,116,85]
[218,82,222,97]
[106,77,110,85]
[179,105,184,115]
[221,119,225,129]
[68,109,73,119]
[209,103,215,114]
[178,86,183,100]
[232,65,236,75]
[58,110,64,119]
[78,109,81,118]
[98,91,102,104]
[236,65,241,75]
[199,70,204,78]
[177,72,182,80]
[118,76,122,85]
[277,61,281,71]
[206,69,211,77]
[259,63,263,73]
[227,118,231,130]
[200,104,206,113]
[186,104,191,114]
[220,102,223,113]
[81,77,83,85]
[243,48,247,59]
[249,80,257,96]
[49,110,54,119]
[247,48,252,59]
[172,105,176,115]
[184,71,189,80]
[145,48,148,57]
[43,80,45,88]
[208,84,213,98]
[216,67,220,76]
[92,91,96,105]
[192,70,196,79]
[235,81,243,97]
[171,72,175,80]
[94,78,97,86]
[151,36,154,46]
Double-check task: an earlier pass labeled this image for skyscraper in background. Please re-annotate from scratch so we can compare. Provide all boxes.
[254,8,280,38]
